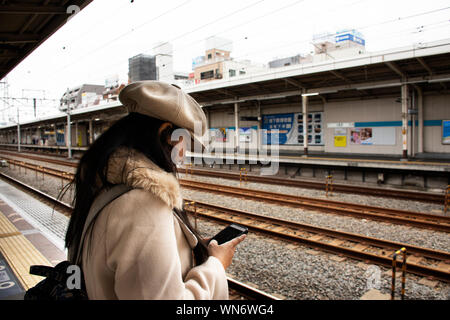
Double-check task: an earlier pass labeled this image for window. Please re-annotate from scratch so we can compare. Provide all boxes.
[207,53,212,60]
[229,69,236,77]
[239,70,246,75]
[200,70,214,80]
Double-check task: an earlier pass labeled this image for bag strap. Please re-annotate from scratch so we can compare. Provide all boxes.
[73,184,133,264]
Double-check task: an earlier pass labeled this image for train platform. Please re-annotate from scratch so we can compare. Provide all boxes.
[190,151,450,173]
[0,179,67,299]
[1,144,449,172]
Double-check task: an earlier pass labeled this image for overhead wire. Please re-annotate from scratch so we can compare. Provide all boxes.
[63,3,450,78]
[4,1,450,116]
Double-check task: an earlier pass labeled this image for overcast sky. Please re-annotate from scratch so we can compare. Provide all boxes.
[1,0,449,121]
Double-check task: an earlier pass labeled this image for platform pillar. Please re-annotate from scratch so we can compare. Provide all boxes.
[417,86,424,154]
[75,121,78,147]
[16,107,21,152]
[88,120,93,145]
[234,101,239,153]
[257,100,262,152]
[401,84,408,159]
[66,113,72,159]
[302,95,308,155]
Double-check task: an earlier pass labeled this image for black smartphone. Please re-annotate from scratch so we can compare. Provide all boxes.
[210,224,248,245]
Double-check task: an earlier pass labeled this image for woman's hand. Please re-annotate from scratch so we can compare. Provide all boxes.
[207,234,247,270]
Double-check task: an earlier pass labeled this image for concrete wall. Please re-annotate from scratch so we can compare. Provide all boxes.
[423,94,450,154]
[324,97,402,155]
[205,93,450,156]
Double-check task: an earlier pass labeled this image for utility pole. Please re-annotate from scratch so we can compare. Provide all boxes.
[66,88,72,159]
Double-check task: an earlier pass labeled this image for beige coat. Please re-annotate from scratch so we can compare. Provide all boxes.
[81,147,228,300]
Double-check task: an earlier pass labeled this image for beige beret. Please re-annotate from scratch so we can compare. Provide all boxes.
[119,81,207,145]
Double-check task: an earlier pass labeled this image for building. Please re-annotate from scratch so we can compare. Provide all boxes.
[59,84,104,111]
[269,54,313,68]
[153,42,174,83]
[312,29,366,63]
[268,29,366,70]
[128,54,157,82]
[192,37,267,84]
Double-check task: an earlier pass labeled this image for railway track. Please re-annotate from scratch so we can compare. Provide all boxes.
[183,200,450,283]
[2,155,449,233]
[2,164,450,284]
[184,167,445,204]
[0,171,277,300]
[0,149,444,204]
[180,179,450,233]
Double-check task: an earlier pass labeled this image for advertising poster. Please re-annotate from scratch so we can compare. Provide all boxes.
[350,128,373,145]
[443,120,450,145]
[262,112,323,145]
[262,113,294,145]
[239,126,257,143]
[334,136,346,147]
[334,128,347,147]
[209,128,228,142]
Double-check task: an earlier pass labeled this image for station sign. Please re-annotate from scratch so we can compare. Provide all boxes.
[327,122,355,128]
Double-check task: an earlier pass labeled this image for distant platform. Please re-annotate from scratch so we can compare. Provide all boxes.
[189,151,450,173]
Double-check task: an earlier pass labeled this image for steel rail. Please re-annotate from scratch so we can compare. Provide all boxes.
[2,156,448,233]
[186,167,444,204]
[0,149,444,204]
[184,200,450,283]
[180,179,450,233]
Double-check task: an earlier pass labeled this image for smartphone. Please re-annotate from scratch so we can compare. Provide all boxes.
[210,224,248,245]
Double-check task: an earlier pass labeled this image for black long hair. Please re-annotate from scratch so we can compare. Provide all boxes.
[64,112,209,265]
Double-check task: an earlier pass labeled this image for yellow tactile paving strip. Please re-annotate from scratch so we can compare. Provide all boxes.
[0,209,51,290]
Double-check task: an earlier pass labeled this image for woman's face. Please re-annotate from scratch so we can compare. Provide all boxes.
[159,122,190,166]
[171,136,185,165]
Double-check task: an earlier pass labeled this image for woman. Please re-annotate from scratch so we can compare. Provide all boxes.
[64,81,246,299]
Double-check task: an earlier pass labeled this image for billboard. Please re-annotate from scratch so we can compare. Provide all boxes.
[350,128,373,145]
[262,112,323,145]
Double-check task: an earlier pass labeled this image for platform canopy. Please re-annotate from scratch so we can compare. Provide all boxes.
[0,0,93,80]
[185,40,450,109]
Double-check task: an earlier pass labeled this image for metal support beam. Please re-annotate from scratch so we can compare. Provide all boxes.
[0,33,41,44]
[75,121,78,147]
[88,120,93,145]
[256,101,261,151]
[16,107,20,152]
[284,78,305,90]
[67,114,72,159]
[0,5,67,14]
[234,101,239,151]
[415,86,424,154]
[401,84,409,159]
[386,62,407,79]
[329,70,352,83]
[416,57,433,76]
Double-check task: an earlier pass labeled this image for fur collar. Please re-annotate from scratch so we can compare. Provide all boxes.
[106,146,183,210]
